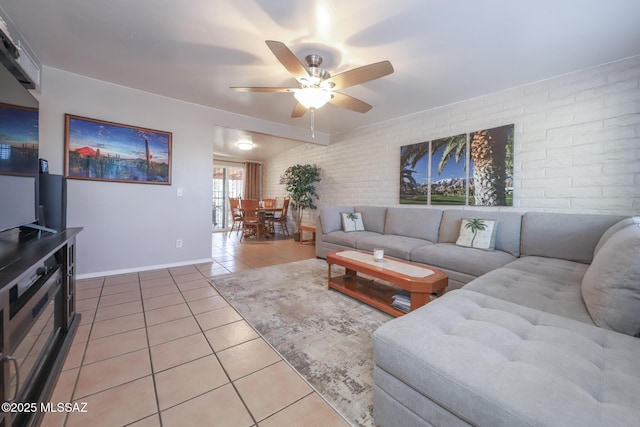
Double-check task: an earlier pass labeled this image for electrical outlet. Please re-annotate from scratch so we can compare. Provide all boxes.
[177,187,183,197]
[176,239,183,248]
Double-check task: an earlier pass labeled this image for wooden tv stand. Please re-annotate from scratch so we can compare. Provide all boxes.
[0,227,81,427]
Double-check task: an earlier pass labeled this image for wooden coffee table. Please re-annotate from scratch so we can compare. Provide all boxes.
[326,250,448,317]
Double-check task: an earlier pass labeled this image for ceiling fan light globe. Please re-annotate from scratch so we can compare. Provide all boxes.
[294,87,331,109]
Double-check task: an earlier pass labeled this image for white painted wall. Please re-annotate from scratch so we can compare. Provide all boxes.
[264,55,640,222]
[39,68,216,276]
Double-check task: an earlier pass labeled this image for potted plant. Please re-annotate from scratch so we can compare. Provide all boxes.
[280,164,321,241]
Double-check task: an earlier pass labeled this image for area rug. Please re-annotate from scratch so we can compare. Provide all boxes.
[211,258,392,427]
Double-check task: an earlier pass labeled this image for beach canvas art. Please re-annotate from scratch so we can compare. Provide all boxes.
[0,103,38,176]
[64,115,171,184]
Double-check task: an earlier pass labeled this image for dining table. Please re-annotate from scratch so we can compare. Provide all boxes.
[240,206,284,238]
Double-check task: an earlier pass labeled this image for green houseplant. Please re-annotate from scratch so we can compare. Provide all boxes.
[280,164,321,240]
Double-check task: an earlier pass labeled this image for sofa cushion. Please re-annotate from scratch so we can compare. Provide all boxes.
[354,205,388,234]
[464,268,594,324]
[520,212,624,264]
[384,207,442,241]
[456,218,498,250]
[582,224,640,336]
[320,206,354,234]
[356,235,434,260]
[593,216,640,256]
[373,289,640,427]
[411,243,515,278]
[503,256,589,284]
[341,212,365,232]
[438,209,522,257]
[322,230,381,248]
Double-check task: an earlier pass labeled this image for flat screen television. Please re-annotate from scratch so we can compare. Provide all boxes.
[0,47,39,233]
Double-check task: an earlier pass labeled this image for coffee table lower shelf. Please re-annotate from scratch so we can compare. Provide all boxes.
[329,274,406,317]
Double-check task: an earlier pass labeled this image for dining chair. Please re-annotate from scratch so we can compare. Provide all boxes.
[240,199,262,240]
[267,197,290,236]
[228,197,243,236]
[262,198,277,227]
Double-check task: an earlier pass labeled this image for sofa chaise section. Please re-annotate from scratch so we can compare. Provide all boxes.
[373,289,640,427]
[373,215,640,426]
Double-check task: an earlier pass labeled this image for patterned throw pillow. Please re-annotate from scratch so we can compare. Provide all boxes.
[341,212,365,232]
[456,219,498,250]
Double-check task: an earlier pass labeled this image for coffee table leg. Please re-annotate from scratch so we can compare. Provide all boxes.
[410,292,432,311]
[345,268,357,278]
[344,268,358,291]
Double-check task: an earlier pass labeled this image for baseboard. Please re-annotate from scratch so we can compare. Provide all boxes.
[77,258,214,279]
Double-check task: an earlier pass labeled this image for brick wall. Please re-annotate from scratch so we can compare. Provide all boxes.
[264,55,640,224]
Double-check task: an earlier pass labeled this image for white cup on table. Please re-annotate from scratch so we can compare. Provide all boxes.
[373,248,384,262]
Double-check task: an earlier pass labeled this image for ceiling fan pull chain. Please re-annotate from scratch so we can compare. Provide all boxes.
[310,107,315,138]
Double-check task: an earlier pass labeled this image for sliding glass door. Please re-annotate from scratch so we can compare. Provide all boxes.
[212,164,244,230]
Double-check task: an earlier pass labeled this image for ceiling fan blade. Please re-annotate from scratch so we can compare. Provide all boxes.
[329,92,373,113]
[291,102,307,118]
[265,40,309,82]
[326,60,394,90]
[230,86,295,93]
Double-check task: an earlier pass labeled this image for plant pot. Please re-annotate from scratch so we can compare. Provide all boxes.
[293,232,301,242]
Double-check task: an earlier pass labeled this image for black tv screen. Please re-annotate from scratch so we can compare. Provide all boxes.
[0,56,39,233]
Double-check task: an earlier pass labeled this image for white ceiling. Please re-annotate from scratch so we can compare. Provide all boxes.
[2,0,640,161]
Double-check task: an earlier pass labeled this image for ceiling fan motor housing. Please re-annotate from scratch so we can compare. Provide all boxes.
[304,54,330,85]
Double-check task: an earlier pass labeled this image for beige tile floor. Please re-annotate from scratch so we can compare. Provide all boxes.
[41,233,351,427]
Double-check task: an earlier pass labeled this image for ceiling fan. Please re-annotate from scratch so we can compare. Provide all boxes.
[231,40,394,122]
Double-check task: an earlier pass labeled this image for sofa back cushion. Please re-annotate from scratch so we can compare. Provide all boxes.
[438,209,523,257]
[384,207,443,242]
[320,206,354,234]
[594,216,640,256]
[582,223,640,336]
[354,206,388,234]
[521,212,624,263]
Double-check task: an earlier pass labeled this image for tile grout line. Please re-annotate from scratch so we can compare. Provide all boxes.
[170,266,261,427]
[72,274,157,427]
[135,271,165,427]
[63,275,106,427]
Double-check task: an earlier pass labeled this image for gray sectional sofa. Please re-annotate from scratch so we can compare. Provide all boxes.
[315,206,640,426]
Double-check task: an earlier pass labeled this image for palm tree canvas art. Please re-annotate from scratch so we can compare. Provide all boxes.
[430,134,467,205]
[469,124,514,206]
[400,141,429,204]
